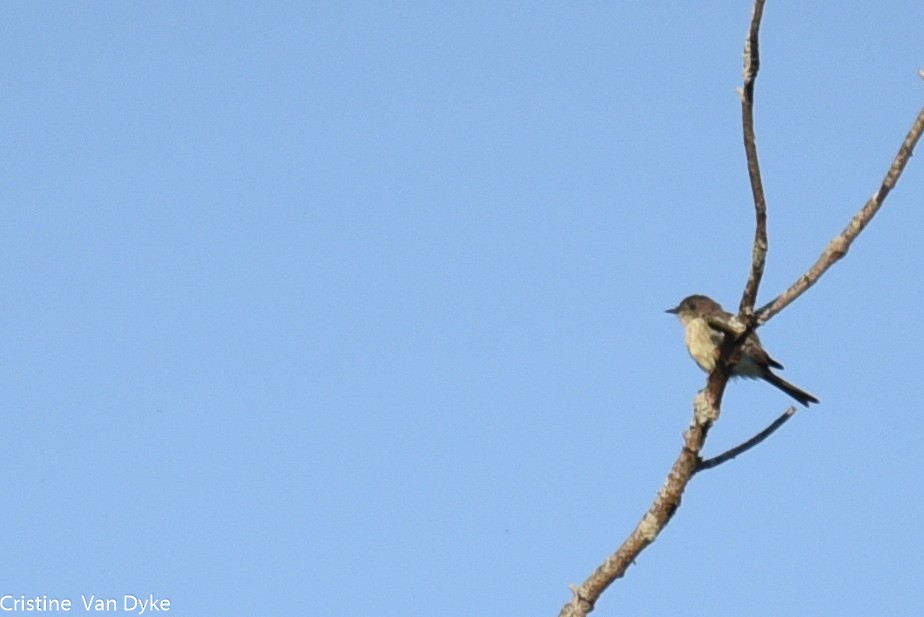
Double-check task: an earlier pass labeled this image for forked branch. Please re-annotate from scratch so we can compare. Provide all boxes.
[557,4,921,615]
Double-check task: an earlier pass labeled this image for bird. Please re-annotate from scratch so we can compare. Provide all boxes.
[666,294,819,407]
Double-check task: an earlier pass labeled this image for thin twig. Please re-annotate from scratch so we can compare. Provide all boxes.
[738,0,768,317]
[696,407,797,472]
[756,103,924,325]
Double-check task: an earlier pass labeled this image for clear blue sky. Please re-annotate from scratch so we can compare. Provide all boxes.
[3,3,923,616]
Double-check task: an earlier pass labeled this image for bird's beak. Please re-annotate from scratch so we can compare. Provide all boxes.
[665,306,679,314]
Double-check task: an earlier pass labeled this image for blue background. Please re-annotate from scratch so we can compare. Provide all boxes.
[2,2,923,615]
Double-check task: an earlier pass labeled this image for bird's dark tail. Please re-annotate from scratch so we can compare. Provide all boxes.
[762,372,819,407]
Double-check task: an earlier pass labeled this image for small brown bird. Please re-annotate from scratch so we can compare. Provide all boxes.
[666,295,819,407]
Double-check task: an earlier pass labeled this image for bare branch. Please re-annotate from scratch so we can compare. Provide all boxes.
[558,6,921,616]
[756,102,924,324]
[696,407,797,472]
[557,372,730,617]
[738,0,768,317]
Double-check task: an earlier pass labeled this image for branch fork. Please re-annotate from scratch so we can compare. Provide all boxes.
[558,2,923,615]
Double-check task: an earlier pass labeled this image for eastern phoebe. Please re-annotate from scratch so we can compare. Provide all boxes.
[666,294,819,407]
